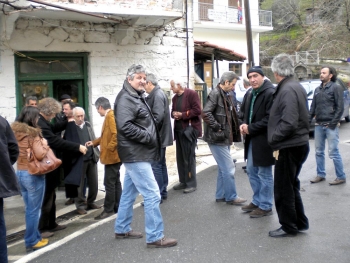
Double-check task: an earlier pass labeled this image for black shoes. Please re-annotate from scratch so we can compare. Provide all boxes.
[269,227,297,238]
[173,183,186,190]
[115,230,143,239]
[183,187,196,194]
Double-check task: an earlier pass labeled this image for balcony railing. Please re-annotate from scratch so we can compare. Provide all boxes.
[195,2,272,27]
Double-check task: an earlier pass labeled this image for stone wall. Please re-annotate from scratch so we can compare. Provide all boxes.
[1,17,191,127]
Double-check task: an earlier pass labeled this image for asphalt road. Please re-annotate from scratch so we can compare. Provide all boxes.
[17,122,350,263]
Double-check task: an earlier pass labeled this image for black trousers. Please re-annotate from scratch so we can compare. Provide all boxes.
[104,162,122,213]
[75,160,98,209]
[274,143,309,233]
[175,131,197,188]
[39,188,57,230]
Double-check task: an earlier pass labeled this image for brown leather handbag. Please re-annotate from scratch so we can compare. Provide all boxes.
[27,136,62,175]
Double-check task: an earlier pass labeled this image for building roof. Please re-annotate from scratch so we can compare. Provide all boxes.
[194,40,246,62]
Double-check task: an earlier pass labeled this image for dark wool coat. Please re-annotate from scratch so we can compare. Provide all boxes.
[0,116,20,198]
[239,80,275,166]
[171,88,202,139]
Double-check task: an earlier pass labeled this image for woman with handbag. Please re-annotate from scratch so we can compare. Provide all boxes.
[11,106,49,252]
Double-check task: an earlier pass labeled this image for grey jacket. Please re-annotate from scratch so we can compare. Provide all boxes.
[146,85,173,148]
[309,80,344,129]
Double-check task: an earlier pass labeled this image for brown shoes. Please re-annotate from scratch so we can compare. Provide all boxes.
[115,230,143,239]
[41,232,54,238]
[310,176,325,183]
[147,237,178,248]
[242,202,258,212]
[94,211,114,220]
[50,224,67,232]
[249,208,272,218]
[87,203,103,210]
[329,178,346,185]
[226,197,247,205]
[65,198,74,205]
[76,208,87,215]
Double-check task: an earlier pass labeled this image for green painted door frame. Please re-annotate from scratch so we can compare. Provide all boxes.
[15,52,89,119]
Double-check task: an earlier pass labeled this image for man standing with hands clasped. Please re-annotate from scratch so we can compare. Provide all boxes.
[309,66,346,185]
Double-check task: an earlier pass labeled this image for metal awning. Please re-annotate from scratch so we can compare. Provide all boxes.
[194,40,246,62]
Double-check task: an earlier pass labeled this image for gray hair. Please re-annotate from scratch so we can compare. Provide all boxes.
[37,97,61,116]
[172,79,187,88]
[126,64,146,80]
[146,73,158,86]
[73,106,85,116]
[219,72,240,85]
[243,77,250,87]
[95,97,111,110]
[25,96,38,105]
[271,53,294,77]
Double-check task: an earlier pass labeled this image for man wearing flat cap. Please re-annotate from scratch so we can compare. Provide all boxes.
[239,66,275,218]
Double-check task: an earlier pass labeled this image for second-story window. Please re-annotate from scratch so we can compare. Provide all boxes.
[229,63,242,76]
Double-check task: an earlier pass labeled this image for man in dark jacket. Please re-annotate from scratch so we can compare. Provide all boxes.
[37,98,87,232]
[309,66,346,185]
[113,64,177,248]
[0,116,19,263]
[64,107,101,215]
[202,72,246,205]
[268,54,310,238]
[171,80,202,194]
[145,73,173,202]
[239,66,275,218]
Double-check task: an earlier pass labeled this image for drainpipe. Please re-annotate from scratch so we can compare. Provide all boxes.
[185,0,194,88]
[244,0,254,67]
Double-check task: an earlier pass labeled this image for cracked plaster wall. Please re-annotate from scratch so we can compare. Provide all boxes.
[0,17,192,129]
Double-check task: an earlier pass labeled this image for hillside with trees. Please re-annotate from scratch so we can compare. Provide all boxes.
[259,0,350,65]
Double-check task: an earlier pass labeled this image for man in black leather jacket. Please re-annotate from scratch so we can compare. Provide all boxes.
[268,54,309,238]
[113,64,177,248]
[309,66,346,185]
[202,71,246,205]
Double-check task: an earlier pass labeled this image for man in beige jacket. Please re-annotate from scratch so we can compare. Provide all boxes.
[86,97,122,220]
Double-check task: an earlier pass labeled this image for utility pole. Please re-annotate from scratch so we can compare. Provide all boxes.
[244,0,254,67]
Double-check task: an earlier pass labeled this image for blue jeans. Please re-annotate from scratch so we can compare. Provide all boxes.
[16,170,45,247]
[246,142,273,210]
[0,198,8,263]
[152,148,169,199]
[208,144,238,201]
[114,162,164,243]
[314,126,346,179]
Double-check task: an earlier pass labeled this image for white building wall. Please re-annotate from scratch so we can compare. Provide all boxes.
[1,18,190,130]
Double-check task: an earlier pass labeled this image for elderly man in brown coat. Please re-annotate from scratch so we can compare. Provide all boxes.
[86,97,122,220]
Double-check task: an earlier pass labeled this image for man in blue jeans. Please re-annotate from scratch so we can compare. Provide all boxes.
[114,64,177,248]
[309,66,346,185]
[144,73,173,202]
[202,71,246,205]
[0,116,19,262]
[239,66,275,218]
